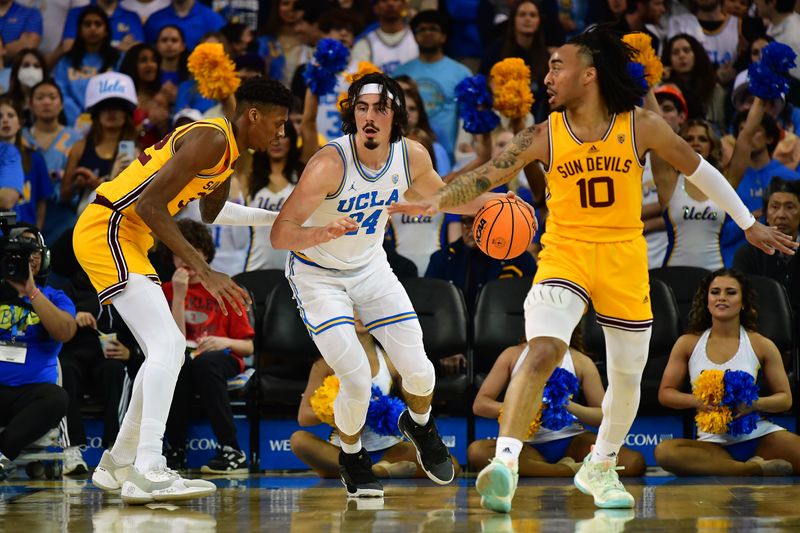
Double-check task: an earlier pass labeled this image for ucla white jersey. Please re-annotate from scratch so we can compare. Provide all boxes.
[511,346,585,444]
[664,174,724,271]
[702,15,740,67]
[298,135,411,270]
[642,154,668,269]
[689,327,785,445]
[366,29,419,75]
[246,183,295,271]
[390,212,444,275]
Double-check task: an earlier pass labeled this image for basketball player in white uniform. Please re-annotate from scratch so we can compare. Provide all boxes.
[271,72,525,498]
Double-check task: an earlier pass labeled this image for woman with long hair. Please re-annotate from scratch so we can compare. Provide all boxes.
[174,32,231,114]
[0,97,52,228]
[243,119,303,271]
[291,313,460,479]
[53,6,120,126]
[118,43,171,149]
[655,269,800,476]
[400,82,450,176]
[61,75,137,218]
[22,80,82,243]
[650,89,764,270]
[479,0,550,121]
[468,330,646,477]
[663,34,726,129]
[256,0,304,85]
[155,25,189,98]
[6,48,48,123]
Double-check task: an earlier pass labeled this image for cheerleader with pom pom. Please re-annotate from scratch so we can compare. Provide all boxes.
[290,314,462,479]
[656,269,800,476]
[468,330,646,478]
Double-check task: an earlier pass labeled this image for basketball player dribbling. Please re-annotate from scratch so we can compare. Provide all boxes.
[73,77,294,503]
[271,72,533,498]
[390,26,796,513]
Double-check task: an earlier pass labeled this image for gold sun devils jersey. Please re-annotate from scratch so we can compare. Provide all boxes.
[94,117,239,230]
[544,111,644,242]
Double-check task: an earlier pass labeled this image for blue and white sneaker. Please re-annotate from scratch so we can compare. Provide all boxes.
[573,453,634,509]
[475,458,519,513]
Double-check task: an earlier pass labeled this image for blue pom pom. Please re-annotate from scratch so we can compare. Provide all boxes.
[627,61,648,92]
[304,38,350,96]
[542,367,580,408]
[455,75,500,134]
[748,41,797,100]
[540,404,578,431]
[728,412,759,437]
[722,370,759,408]
[365,385,406,437]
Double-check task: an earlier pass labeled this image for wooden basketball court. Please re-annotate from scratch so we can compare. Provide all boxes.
[2,474,799,531]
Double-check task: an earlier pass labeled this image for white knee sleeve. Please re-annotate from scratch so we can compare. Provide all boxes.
[370,319,435,397]
[603,326,650,375]
[524,284,586,344]
[313,326,372,436]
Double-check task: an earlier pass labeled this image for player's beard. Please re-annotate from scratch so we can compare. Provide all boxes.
[364,138,379,150]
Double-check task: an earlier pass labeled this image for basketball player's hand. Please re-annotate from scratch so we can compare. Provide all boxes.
[75,312,97,329]
[744,222,798,256]
[503,191,538,235]
[387,197,439,217]
[316,216,359,243]
[199,269,251,316]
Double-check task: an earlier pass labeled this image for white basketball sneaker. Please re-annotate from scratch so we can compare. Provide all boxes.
[573,453,634,509]
[121,466,216,504]
[92,450,132,491]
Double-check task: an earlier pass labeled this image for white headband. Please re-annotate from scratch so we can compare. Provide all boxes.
[358,83,395,101]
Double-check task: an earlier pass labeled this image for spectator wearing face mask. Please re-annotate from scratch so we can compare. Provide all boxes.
[6,47,46,123]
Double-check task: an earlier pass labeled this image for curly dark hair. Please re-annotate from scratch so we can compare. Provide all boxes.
[687,268,759,334]
[176,219,216,263]
[235,76,294,113]
[567,24,647,114]
[341,72,408,143]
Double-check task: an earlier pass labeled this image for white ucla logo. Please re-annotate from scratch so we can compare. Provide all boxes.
[98,79,124,95]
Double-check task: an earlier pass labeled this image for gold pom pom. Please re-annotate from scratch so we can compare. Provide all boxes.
[692,369,725,407]
[622,32,664,87]
[187,43,241,100]
[696,406,732,434]
[498,405,543,439]
[490,58,534,119]
[310,375,340,427]
[338,61,382,112]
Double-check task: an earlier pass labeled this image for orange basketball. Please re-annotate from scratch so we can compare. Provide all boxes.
[472,197,534,260]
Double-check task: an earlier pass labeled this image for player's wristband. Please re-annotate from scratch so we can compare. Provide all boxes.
[684,156,756,231]
[212,202,278,226]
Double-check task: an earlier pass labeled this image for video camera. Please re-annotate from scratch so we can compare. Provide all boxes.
[0,212,47,284]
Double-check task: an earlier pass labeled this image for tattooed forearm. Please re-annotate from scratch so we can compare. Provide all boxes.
[199,178,231,223]
[436,127,534,209]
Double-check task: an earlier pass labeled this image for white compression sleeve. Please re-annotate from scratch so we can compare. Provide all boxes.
[212,201,278,226]
[684,156,756,230]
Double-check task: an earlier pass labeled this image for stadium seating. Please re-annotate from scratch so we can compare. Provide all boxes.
[649,266,711,331]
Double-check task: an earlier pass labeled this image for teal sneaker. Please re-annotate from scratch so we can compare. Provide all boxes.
[573,453,634,509]
[475,458,519,513]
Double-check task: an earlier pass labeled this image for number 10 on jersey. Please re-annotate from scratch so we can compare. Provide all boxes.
[577,176,615,208]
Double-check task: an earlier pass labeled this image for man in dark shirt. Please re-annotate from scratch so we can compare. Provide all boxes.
[425,214,536,314]
[734,178,799,322]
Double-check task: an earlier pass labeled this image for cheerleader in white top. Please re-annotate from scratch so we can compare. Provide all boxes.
[656,269,799,476]
[468,334,646,477]
[651,112,762,270]
[290,314,461,479]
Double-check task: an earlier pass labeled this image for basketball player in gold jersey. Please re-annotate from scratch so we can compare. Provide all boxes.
[390,27,797,513]
[74,77,293,504]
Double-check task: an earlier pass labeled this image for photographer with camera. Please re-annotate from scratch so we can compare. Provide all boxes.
[0,223,77,480]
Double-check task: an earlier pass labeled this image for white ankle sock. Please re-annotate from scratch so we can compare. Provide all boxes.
[341,439,362,454]
[590,439,620,463]
[495,437,523,466]
[409,407,431,426]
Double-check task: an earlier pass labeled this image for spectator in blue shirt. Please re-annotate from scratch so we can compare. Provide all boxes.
[0,0,41,62]
[0,226,76,480]
[173,31,228,114]
[426,214,537,315]
[0,140,24,209]
[62,0,144,52]
[53,6,120,125]
[393,10,472,165]
[0,98,52,228]
[720,111,800,266]
[144,0,225,50]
